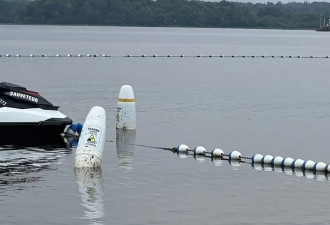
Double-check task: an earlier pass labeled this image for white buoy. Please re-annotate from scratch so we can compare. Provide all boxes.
[102,54,106,57]
[211,148,224,158]
[16,54,20,57]
[303,160,315,170]
[194,146,206,155]
[326,164,330,173]
[251,154,263,163]
[74,106,106,168]
[67,54,71,57]
[314,162,327,172]
[177,144,189,152]
[262,155,274,164]
[282,158,294,167]
[30,54,34,57]
[116,85,136,130]
[292,159,305,168]
[273,156,284,166]
[78,54,82,57]
[229,151,241,160]
[56,54,60,57]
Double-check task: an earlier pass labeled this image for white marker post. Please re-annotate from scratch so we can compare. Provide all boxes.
[74,106,106,168]
[116,85,136,130]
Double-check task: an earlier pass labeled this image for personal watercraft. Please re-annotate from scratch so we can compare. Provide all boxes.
[0,82,73,146]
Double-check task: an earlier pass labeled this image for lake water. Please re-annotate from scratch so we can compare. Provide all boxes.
[1,25,330,224]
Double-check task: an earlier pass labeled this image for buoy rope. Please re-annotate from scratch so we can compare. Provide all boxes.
[130,143,177,152]
[1,54,329,59]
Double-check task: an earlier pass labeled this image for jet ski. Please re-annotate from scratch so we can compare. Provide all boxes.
[0,82,73,146]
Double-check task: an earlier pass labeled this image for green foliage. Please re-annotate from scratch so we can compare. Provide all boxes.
[0,0,328,29]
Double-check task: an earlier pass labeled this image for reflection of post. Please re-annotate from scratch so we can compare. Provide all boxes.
[116,129,136,171]
[75,167,104,224]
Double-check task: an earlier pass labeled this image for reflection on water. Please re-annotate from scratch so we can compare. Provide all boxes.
[75,167,104,225]
[116,129,136,172]
[252,162,330,181]
[0,146,71,188]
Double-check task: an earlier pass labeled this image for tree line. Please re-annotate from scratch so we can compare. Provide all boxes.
[0,0,329,29]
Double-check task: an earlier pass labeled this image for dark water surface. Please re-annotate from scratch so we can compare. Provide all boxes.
[1,25,330,224]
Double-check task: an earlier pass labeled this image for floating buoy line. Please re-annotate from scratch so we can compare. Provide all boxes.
[132,143,330,182]
[1,54,330,59]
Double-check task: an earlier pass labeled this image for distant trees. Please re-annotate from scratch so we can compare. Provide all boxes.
[0,0,329,29]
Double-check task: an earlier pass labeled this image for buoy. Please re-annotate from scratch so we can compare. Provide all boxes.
[67,54,71,57]
[251,154,263,163]
[303,160,315,170]
[220,54,224,58]
[232,55,236,58]
[326,164,330,173]
[211,148,224,158]
[310,55,314,58]
[314,162,327,172]
[292,159,304,168]
[167,55,171,57]
[252,55,256,58]
[16,54,20,57]
[67,123,83,135]
[297,55,301,58]
[228,151,241,160]
[116,85,136,130]
[87,54,91,57]
[127,54,131,57]
[272,156,284,166]
[262,155,274,164]
[78,54,82,57]
[153,54,157,57]
[180,55,184,57]
[209,55,213,57]
[272,55,276,58]
[30,54,34,57]
[102,54,106,57]
[282,158,294,167]
[56,54,60,57]
[197,55,201,57]
[42,54,46,57]
[177,144,189,152]
[242,55,246,58]
[262,55,266,58]
[74,106,106,168]
[194,146,206,155]
[141,54,146,57]
[5,54,10,57]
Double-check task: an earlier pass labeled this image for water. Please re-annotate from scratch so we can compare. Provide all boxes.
[1,25,330,224]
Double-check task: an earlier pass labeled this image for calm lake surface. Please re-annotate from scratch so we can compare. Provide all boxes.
[1,25,330,224]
